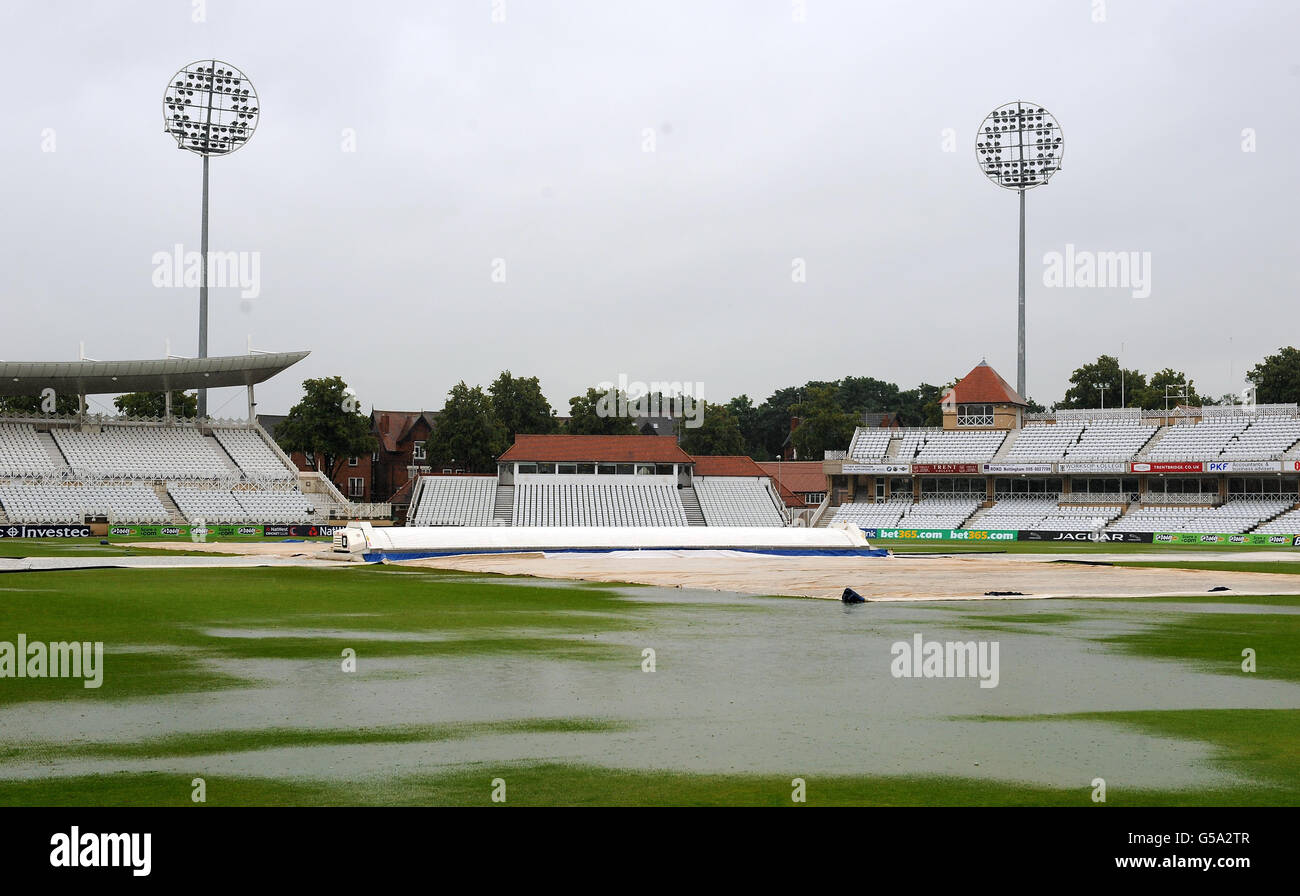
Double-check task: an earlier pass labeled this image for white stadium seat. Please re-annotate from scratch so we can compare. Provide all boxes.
[695,477,785,527]
[408,476,497,526]
[513,482,687,527]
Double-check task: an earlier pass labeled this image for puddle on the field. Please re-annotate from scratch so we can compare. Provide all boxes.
[1,589,1295,793]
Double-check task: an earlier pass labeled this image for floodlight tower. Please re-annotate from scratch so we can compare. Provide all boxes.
[163,60,260,418]
[976,101,1063,402]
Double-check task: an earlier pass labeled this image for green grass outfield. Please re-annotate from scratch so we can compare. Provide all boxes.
[0,536,332,559]
[1,559,1298,805]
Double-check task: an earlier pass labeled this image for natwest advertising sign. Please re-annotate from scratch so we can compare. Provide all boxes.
[911,463,980,475]
[1130,461,1203,474]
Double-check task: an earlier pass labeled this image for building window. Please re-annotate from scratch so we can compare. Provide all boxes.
[371,451,379,463]
[957,403,994,427]
[348,477,364,498]
[348,456,359,466]
[517,463,538,474]
[413,441,426,461]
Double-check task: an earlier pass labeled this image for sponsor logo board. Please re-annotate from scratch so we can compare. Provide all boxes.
[981,463,1054,474]
[1157,532,1296,546]
[869,528,1016,541]
[911,463,980,475]
[1018,530,1152,543]
[1130,461,1204,473]
[1057,462,1128,474]
[264,524,344,538]
[842,463,910,474]
[1204,460,1282,473]
[0,524,93,539]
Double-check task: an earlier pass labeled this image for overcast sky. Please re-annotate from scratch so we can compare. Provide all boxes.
[1,0,1297,417]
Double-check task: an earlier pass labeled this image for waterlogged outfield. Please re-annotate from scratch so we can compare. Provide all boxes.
[0,564,1298,805]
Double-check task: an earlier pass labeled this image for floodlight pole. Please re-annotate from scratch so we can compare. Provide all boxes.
[199,154,209,419]
[1017,187,1026,400]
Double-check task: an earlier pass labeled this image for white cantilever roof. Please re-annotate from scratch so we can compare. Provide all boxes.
[0,351,310,396]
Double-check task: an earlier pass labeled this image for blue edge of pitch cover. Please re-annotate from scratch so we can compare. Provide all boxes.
[362,546,892,562]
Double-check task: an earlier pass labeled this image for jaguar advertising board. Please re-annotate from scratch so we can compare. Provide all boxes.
[1017,530,1152,543]
[0,524,92,539]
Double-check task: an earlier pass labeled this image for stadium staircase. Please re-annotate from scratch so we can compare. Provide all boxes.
[152,485,188,525]
[205,434,245,477]
[36,431,69,471]
[678,486,707,526]
[884,436,904,460]
[493,485,514,525]
[989,434,1017,462]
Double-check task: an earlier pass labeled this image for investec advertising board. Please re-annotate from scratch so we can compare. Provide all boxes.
[0,524,92,538]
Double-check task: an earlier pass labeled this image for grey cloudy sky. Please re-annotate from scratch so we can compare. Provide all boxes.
[1,0,1297,416]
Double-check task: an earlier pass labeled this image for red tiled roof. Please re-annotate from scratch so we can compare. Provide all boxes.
[499,434,692,463]
[373,410,435,453]
[941,361,1026,406]
[692,455,805,507]
[757,461,827,495]
[690,455,767,477]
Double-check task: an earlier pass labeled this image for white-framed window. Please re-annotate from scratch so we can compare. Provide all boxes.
[348,477,365,497]
[957,403,994,427]
[371,451,380,463]
[413,441,426,461]
[348,456,359,466]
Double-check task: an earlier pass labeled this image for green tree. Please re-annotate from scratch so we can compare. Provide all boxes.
[489,371,557,442]
[897,382,948,427]
[725,395,762,458]
[1136,368,1201,410]
[790,384,857,461]
[428,381,507,473]
[836,376,902,417]
[679,403,746,456]
[275,376,378,484]
[1058,356,1146,409]
[1248,346,1300,405]
[752,385,807,459]
[113,390,198,418]
[566,387,638,435]
[0,392,81,415]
